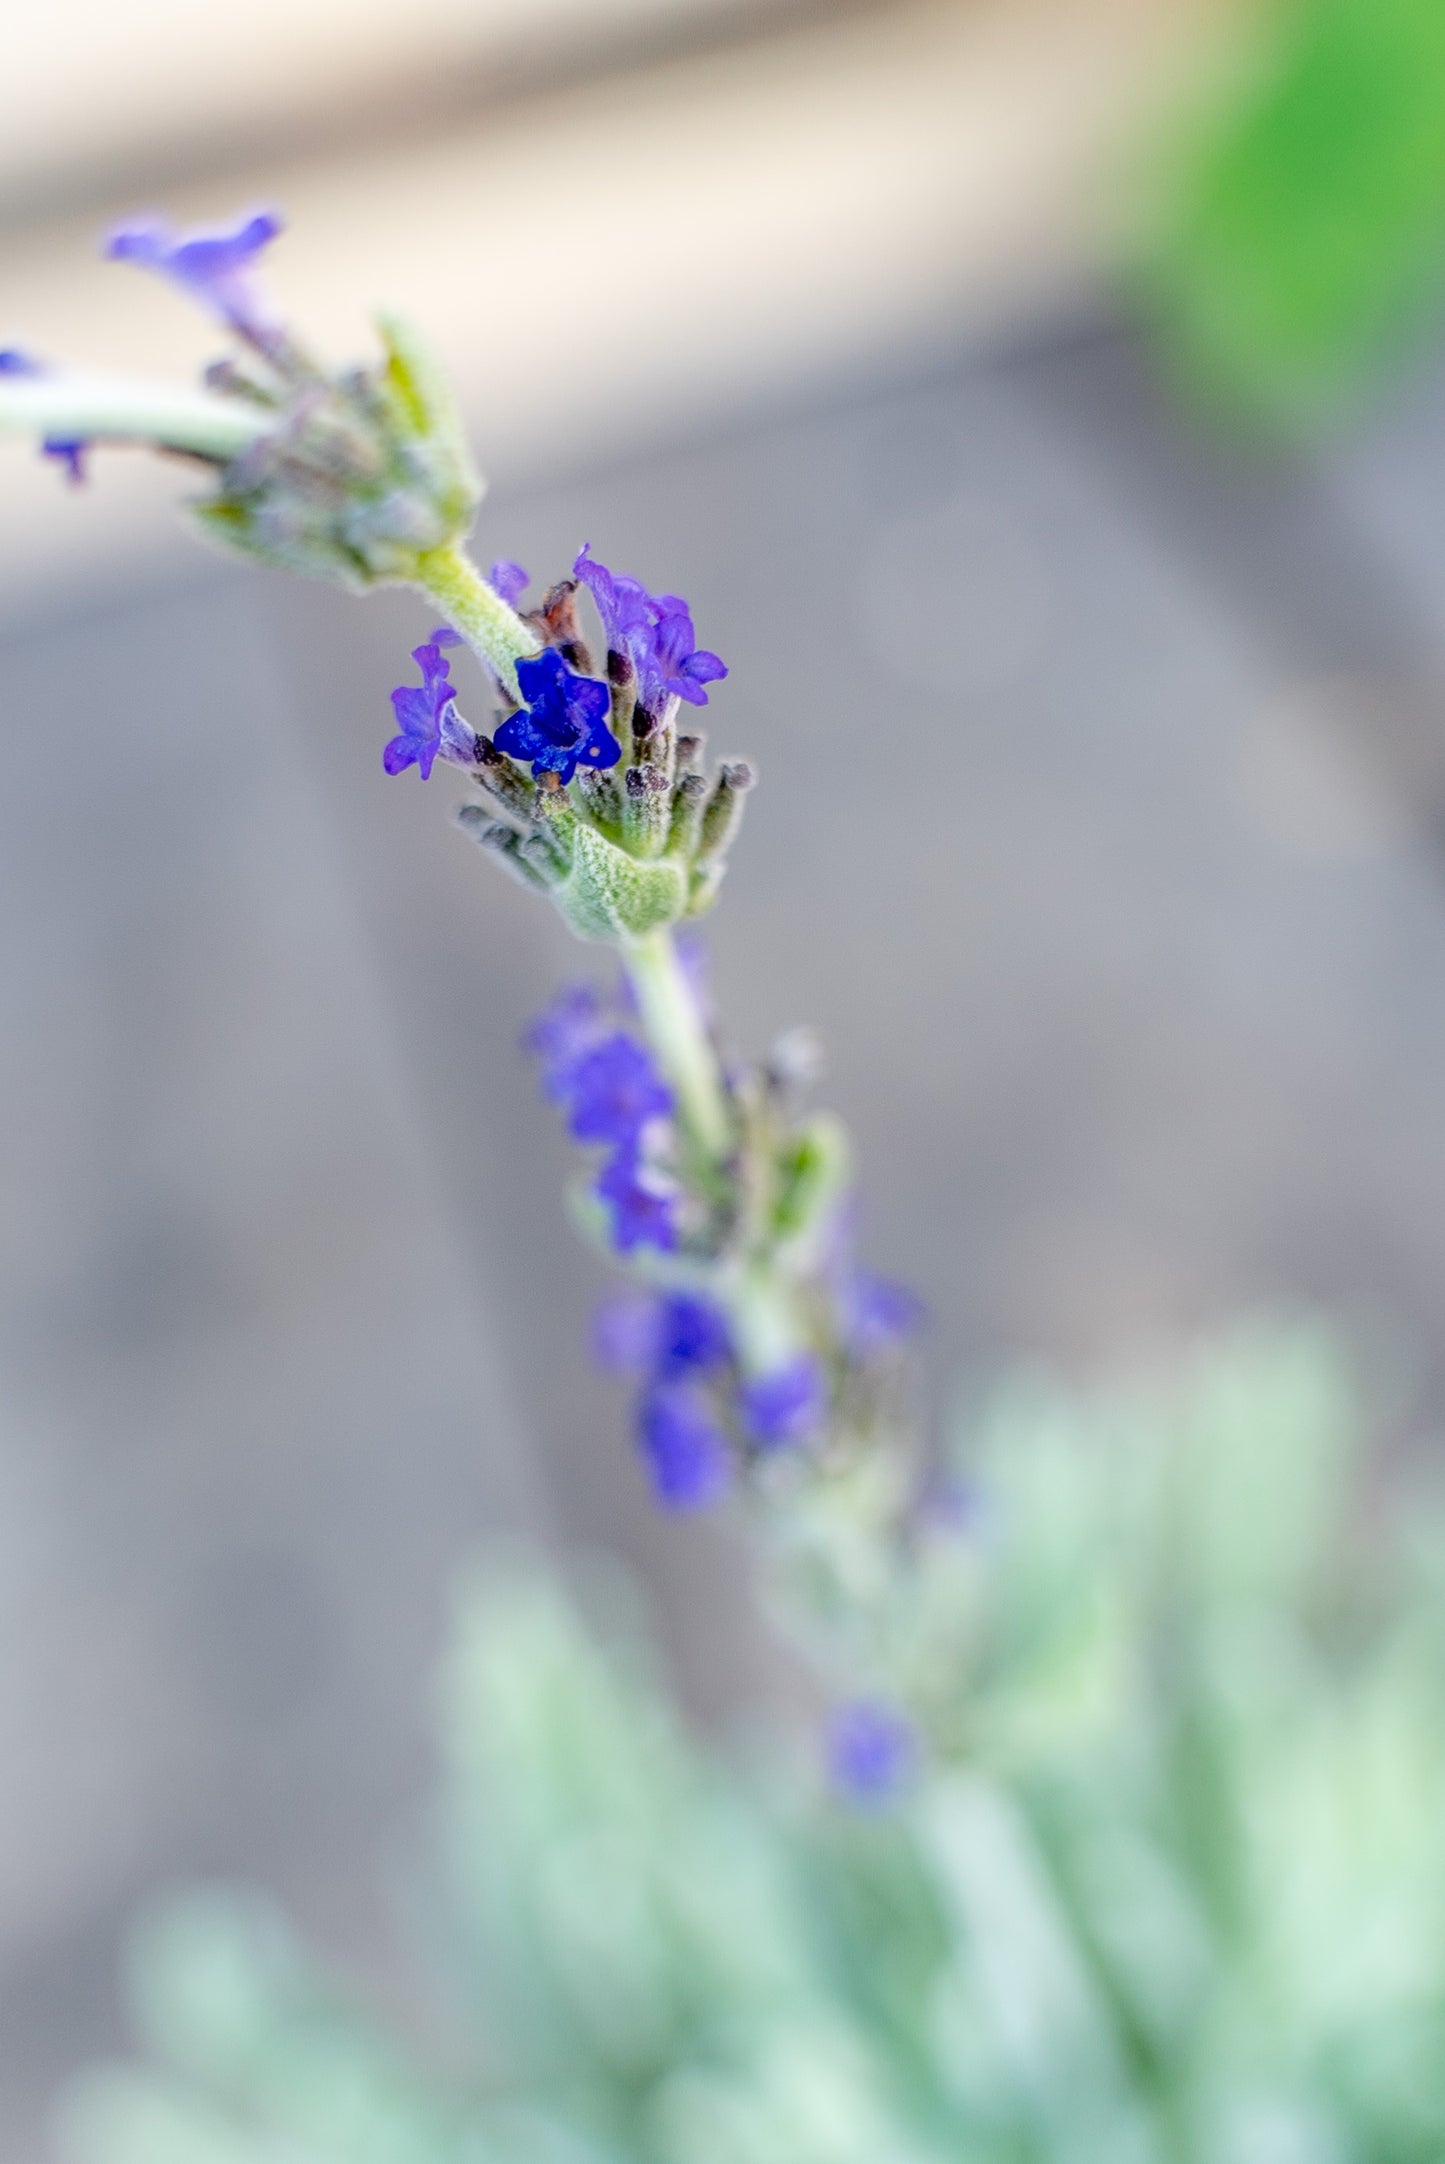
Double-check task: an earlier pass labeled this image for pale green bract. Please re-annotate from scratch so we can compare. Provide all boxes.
[58,1327,1445,2164]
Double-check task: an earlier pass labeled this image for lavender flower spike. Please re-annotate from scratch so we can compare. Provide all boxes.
[106,210,285,349]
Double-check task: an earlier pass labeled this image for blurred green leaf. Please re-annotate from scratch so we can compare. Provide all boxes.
[1153,0,1445,419]
[58,1327,1445,2164]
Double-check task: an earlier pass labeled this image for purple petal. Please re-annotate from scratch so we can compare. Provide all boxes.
[565,1035,672,1146]
[740,1353,827,1449]
[494,712,549,763]
[489,560,529,607]
[592,1290,662,1374]
[826,1700,916,1804]
[638,1385,732,1511]
[42,437,88,485]
[576,720,622,770]
[525,985,611,1099]
[105,208,284,342]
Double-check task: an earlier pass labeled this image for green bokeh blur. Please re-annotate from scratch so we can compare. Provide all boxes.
[63,1328,1445,2164]
[1156,0,1445,420]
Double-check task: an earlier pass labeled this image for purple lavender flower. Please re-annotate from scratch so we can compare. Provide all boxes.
[384,634,475,779]
[564,1035,672,1146]
[525,984,611,1102]
[596,1146,679,1255]
[592,1289,732,1378]
[0,350,39,375]
[740,1351,827,1449]
[638,1383,732,1511]
[42,439,88,485]
[489,560,529,607]
[642,594,728,711]
[840,1270,923,1361]
[591,1289,661,1373]
[105,210,284,347]
[826,1699,917,1804]
[494,649,618,786]
[573,544,654,657]
[573,545,726,715]
[656,1293,731,1375]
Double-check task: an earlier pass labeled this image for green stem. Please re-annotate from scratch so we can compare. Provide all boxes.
[411,543,540,696]
[622,926,731,1163]
[0,373,268,461]
[622,928,811,1376]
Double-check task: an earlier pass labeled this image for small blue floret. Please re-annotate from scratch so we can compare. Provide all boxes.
[596,1145,679,1255]
[494,648,619,786]
[826,1699,917,1804]
[740,1351,827,1448]
[638,1384,732,1511]
[564,1035,672,1146]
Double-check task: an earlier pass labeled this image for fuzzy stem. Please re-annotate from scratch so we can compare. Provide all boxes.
[622,926,731,1163]
[412,544,540,696]
[0,373,269,461]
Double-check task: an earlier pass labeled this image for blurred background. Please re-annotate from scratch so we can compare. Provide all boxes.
[6,0,1445,2151]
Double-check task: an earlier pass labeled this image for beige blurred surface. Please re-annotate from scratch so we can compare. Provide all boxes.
[0,0,1213,613]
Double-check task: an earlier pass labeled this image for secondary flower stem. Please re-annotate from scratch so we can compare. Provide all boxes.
[622,926,732,1164]
[0,373,269,461]
[412,544,540,696]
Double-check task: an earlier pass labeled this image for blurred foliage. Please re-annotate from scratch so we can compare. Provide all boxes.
[59,1325,1445,2164]
[1153,0,1445,421]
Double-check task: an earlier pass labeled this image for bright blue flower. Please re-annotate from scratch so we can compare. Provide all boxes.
[564,1034,671,1146]
[0,350,39,374]
[384,632,474,779]
[525,984,610,1102]
[740,1352,827,1448]
[489,560,529,607]
[494,648,618,786]
[573,544,726,715]
[840,1270,923,1360]
[826,1699,916,1804]
[596,1145,679,1255]
[105,210,284,346]
[638,1384,732,1511]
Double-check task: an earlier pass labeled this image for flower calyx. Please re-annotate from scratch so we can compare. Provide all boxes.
[451,550,751,941]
